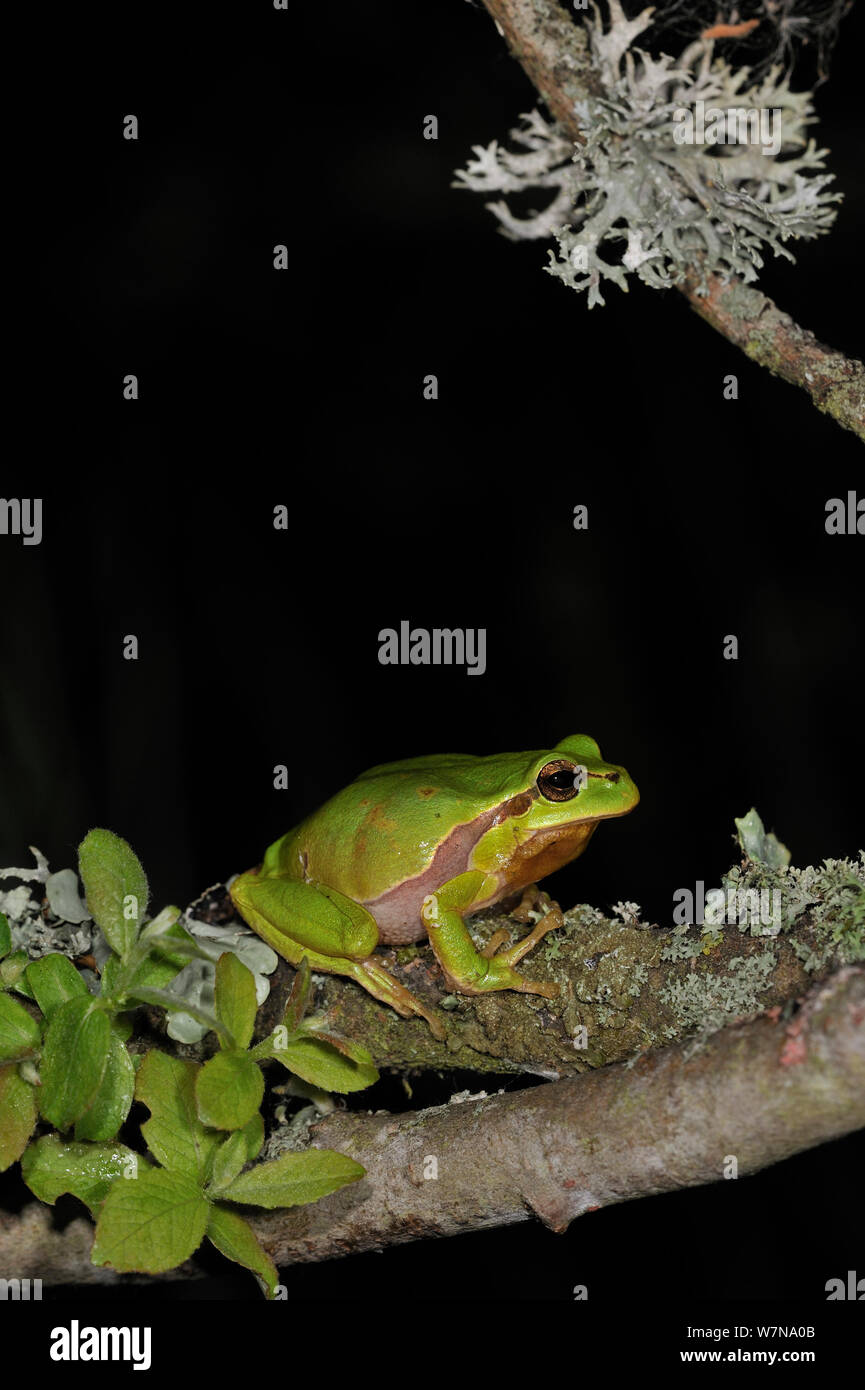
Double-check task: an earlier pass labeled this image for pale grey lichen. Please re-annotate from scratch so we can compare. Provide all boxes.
[454,1,839,306]
[611,900,643,925]
[734,807,791,868]
[660,950,777,1032]
[161,918,278,1044]
[661,925,698,961]
[712,839,864,960]
[1,848,95,965]
[45,868,91,924]
[563,904,607,931]
[626,961,649,996]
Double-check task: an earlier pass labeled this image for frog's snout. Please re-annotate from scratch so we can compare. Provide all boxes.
[600,765,640,815]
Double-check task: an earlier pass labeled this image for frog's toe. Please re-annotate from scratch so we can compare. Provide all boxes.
[480,927,512,959]
[509,974,560,999]
[494,906,564,969]
[352,955,447,1039]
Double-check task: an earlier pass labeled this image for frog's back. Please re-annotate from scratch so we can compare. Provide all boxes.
[288,751,540,903]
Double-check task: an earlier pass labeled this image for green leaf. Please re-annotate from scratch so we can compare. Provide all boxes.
[0,913,10,959]
[283,954,312,1032]
[221,1149,364,1209]
[78,828,149,959]
[0,992,41,1062]
[195,1051,263,1131]
[296,1017,378,1063]
[38,996,111,1130]
[112,1013,133,1042]
[126,985,229,1042]
[135,1050,221,1183]
[241,1111,265,1161]
[130,919,193,989]
[74,1026,135,1141]
[214,952,257,1051]
[21,1134,149,1213]
[25,953,88,1020]
[137,905,181,945]
[1,950,35,996]
[92,1167,210,1274]
[207,1204,279,1298]
[101,930,188,1002]
[98,955,123,1000]
[0,1064,38,1170]
[274,1035,378,1093]
[108,911,191,996]
[208,1132,249,1193]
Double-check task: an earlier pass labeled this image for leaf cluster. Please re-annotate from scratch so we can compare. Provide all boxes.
[0,830,375,1293]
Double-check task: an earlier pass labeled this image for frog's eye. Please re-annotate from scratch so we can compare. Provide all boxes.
[537,759,580,802]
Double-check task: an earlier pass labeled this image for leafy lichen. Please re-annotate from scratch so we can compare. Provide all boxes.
[734,807,791,868]
[454,0,839,306]
[661,925,698,961]
[660,950,777,1031]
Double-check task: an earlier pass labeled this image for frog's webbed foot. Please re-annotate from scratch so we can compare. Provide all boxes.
[492,906,564,970]
[475,907,564,997]
[351,955,447,1040]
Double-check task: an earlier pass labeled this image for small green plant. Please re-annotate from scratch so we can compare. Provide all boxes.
[0,831,377,1295]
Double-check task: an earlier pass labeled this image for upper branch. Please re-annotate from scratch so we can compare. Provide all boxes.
[479,0,865,440]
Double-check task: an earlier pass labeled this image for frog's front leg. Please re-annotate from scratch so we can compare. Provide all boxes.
[421,871,561,999]
[230,871,445,1038]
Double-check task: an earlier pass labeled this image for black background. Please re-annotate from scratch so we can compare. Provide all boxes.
[2,0,862,1302]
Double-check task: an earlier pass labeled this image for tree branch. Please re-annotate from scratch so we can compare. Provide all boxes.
[478,0,865,440]
[2,835,862,1283]
[266,867,863,1078]
[2,965,862,1280]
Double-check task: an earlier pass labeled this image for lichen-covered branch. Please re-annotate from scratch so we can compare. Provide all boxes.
[3,964,862,1280]
[680,272,865,433]
[2,827,862,1283]
[4,843,862,1079]
[474,0,864,439]
[279,845,865,1076]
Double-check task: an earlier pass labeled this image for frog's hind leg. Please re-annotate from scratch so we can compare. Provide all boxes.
[230,870,445,1038]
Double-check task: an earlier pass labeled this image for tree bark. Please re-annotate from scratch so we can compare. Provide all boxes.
[479,0,865,440]
[2,965,862,1281]
[267,889,861,1078]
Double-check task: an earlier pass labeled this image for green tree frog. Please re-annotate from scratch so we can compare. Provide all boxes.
[230,736,639,1038]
